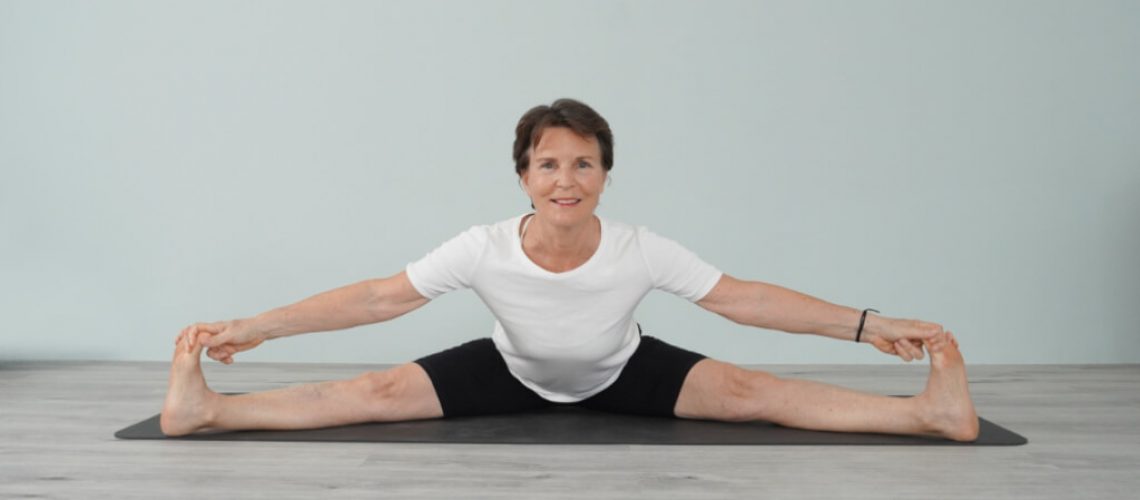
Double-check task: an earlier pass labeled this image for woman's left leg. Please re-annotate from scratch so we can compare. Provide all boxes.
[674,333,979,442]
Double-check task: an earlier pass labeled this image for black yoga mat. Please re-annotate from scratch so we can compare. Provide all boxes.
[116,401,1027,446]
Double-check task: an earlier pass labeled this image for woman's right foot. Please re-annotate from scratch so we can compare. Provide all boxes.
[160,334,221,436]
[916,332,980,442]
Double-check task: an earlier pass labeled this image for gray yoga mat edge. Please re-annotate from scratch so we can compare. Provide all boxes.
[116,403,1027,446]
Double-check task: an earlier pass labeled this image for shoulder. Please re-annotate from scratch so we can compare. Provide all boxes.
[594,216,685,253]
[451,213,525,241]
[630,223,679,249]
[598,215,640,240]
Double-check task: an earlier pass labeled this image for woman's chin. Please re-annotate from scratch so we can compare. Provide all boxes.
[538,206,595,225]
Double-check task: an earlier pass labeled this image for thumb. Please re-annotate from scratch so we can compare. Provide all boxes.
[197,321,231,346]
[200,331,226,347]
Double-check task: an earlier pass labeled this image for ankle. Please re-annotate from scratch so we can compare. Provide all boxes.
[199,391,223,428]
[912,393,941,434]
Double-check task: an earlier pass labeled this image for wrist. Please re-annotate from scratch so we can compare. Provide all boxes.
[855,308,882,342]
[245,314,279,340]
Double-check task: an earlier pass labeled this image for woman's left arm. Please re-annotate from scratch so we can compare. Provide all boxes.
[696,274,947,361]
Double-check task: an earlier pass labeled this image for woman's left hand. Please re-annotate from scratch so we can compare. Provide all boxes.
[861,315,948,362]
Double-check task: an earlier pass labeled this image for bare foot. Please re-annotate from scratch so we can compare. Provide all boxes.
[916,332,980,442]
[160,334,220,436]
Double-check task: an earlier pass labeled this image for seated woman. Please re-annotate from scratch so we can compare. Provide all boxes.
[162,98,979,442]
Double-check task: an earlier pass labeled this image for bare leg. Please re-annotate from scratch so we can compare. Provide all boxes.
[160,335,442,436]
[676,333,979,441]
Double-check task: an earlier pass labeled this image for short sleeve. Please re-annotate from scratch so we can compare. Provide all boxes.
[637,227,723,302]
[405,225,489,300]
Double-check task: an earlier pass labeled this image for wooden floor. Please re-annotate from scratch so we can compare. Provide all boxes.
[1,360,1137,499]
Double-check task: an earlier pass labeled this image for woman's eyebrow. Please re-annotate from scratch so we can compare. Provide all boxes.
[534,155,598,162]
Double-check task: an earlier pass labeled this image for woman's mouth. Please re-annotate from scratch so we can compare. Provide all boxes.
[551,198,581,207]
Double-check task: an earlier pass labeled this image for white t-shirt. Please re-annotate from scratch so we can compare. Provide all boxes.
[405,213,723,403]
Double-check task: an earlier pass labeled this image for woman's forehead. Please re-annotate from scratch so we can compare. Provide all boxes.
[533,127,600,158]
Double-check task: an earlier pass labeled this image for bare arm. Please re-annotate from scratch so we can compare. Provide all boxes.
[252,270,429,340]
[184,271,429,364]
[696,274,874,341]
[696,274,945,361]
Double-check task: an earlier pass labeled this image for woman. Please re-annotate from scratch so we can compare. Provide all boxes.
[163,99,979,442]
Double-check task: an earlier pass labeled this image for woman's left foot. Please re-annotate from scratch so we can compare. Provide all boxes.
[160,334,220,436]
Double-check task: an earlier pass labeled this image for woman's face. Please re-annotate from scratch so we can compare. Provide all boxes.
[520,127,607,227]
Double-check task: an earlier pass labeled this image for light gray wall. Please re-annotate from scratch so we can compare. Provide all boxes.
[2,0,1137,364]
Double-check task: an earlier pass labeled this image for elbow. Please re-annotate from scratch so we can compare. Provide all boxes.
[366,275,427,323]
[713,307,743,326]
[724,310,753,327]
[366,279,395,323]
[705,302,751,327]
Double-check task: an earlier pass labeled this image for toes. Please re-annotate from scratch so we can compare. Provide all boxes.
[926,337,942,352]
[927,335,947,353]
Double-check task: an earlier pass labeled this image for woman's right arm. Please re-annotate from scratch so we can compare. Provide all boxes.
[252,270,428,340]
[180,271,429,363]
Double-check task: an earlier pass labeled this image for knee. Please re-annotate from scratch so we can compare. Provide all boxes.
[352,369,401,400]
[725,369,782,421]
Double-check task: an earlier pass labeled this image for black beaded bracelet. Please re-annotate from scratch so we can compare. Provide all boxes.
[855,308,879,343]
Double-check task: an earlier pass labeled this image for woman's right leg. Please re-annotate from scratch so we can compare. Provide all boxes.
[160,336,443,436]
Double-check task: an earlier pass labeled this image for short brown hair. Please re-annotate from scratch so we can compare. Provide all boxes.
[513,98,614,177]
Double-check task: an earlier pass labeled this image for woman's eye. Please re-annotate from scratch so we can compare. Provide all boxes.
[541,162,555,169]
[578,161,591,169]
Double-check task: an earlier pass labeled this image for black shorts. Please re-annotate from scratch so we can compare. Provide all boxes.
[413,325,707,419]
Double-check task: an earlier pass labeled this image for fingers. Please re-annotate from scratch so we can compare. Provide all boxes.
[916,321,943,341]
[175,325,195,348]
[871,323,954,361]
[918,331,960,357]
[894,319,948,361]
[182,325,200,352]
[925,335,945,353]
[911,339,926,360]
[176,321,253,365]
[206,346,236,364]
[891,340,906,361]
[894,339,925,362]
[188,323,214,349]
[198,322,229,347]
[176,327,205,359]
[893,340,911,361]
[175,330,199,354]
[176,322,226,352]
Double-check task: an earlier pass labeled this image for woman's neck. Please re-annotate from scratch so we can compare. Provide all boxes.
[523,213,600,257]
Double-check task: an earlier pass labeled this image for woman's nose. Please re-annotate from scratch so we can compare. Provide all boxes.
[555,166,576,187]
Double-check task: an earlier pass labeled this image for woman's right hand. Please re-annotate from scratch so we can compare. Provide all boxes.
[175,319,266,365]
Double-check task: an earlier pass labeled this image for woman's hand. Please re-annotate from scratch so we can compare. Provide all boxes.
[174,319,266,365]
[862,315,951,362]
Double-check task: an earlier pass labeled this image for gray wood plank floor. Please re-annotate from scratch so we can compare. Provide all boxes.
[1,360,1137,499]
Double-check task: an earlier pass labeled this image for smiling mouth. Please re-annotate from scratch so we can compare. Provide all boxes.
[551,198,581,206]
